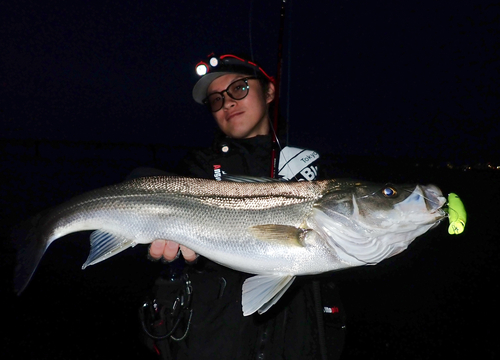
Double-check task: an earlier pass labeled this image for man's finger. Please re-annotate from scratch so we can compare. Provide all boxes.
[180,245,198,263]
[163,240,180,261]
[149,240,166,261]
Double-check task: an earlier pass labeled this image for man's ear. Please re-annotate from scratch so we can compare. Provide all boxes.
[266,82,276,104]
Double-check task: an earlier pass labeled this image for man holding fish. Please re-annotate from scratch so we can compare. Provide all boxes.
[15,54,449,360]
[144,54,346,360]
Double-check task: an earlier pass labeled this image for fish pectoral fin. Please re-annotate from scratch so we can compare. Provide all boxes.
[242,275,296,316]
[82,230,135,269]
[248,225,306,247]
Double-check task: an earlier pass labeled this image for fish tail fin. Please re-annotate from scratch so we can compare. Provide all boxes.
[13,214,50,295]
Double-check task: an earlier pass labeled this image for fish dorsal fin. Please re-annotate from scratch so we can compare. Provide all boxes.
[242,275,296,316]
[221,174,283,183]
[82,230,135,269]
[248,225,306,246]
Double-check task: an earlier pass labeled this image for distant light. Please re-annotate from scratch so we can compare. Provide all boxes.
[209,57,218,67]
[196,63,208,76]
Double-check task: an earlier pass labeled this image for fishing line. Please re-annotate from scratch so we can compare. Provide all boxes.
[249,0,281,154]
[285,0,292,146]
[248,0,255,62]
[268,117,284,153]
[268,116,303,182]
[249,1,299,181]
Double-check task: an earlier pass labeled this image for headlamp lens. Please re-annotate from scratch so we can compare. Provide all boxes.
[196,63,208,76]
[209,57,219,67]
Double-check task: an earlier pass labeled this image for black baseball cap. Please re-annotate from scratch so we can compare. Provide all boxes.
[192,54,274,104]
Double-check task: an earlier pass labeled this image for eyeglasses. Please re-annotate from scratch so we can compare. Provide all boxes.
[204,77,258,112]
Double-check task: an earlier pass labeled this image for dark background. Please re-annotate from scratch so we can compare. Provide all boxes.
[1,0,499,358]
[2,0,499,162]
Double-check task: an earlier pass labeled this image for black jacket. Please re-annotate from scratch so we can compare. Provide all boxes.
[146,135,345,360]
[177,134,274,179]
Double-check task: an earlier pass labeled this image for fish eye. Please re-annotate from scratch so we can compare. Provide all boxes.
[381,186,398,198]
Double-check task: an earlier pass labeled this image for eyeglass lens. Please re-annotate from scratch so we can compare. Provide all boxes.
[206,78,251,112]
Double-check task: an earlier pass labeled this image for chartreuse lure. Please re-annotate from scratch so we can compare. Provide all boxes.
[445,193,467,235]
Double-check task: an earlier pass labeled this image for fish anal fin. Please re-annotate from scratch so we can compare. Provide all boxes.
[242,275,296,316]
[82,230,135,269]
[249,225,306,247]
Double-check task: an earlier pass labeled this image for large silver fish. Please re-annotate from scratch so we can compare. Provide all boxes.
[15,176,446,315]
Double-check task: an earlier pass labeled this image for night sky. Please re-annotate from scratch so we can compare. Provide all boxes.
[2,1,500,359]
[2,0,499,162]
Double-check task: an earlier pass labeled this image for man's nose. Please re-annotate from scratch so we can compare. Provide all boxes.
[223,94,236,109]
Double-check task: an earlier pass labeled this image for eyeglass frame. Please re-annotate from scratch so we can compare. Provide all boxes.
[203,76,259,112]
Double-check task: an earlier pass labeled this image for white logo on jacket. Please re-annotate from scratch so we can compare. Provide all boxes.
[278,146,319,181]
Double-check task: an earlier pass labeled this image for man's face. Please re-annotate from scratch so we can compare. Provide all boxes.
[207,74,274,139]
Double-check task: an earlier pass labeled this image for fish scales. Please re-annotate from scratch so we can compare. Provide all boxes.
[40,178,333,273]
[14,176,447,315]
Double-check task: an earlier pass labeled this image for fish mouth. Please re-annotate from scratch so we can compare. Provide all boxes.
[421,184,447,215]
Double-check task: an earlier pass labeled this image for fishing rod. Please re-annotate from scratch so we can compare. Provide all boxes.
[270,0,287,178]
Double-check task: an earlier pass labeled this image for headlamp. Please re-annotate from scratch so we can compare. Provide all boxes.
[195,57,220,77]
[192,54,275,104]
[194,54,273,82]
[195,62,209,76]
[209,56,219,67]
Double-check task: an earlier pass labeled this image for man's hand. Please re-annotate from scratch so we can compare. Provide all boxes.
[149,240,198,263]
